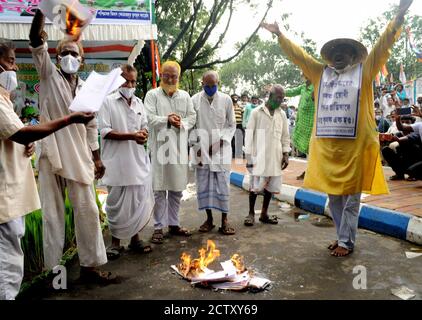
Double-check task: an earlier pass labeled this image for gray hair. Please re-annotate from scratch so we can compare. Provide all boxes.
[0,38,15,59]
[202,70,219,81]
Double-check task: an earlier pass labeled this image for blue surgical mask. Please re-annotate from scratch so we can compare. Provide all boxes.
[204,85,218,97]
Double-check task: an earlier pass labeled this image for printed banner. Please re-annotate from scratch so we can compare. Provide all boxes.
[0,0,153,24]
[316,64,363,139]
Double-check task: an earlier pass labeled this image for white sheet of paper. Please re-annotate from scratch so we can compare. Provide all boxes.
[69,68,125,113]
[405,252,422,259]
[391,286,416,300]
[249,277,271,289]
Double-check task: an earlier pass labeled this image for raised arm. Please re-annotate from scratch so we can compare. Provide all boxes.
[29,9,47,48]
[365,0,413,80]
[261,22,323,84]
[284,84,305,98]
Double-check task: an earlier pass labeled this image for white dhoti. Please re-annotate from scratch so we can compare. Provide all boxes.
[0,217,25,300]
[249,176,282,194]
[39,157,107,270]
[106,185,154,240]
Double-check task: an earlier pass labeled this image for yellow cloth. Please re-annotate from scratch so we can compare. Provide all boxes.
[278,19,402,195]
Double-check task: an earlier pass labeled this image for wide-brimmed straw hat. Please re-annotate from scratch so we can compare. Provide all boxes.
[321,38,368,66]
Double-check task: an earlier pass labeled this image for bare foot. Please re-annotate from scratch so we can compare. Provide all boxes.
[331,246,353,257]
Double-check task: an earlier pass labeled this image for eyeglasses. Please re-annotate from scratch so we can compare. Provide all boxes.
[161,74,179,80]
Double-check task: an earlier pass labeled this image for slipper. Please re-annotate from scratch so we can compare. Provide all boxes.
[151,229,164,244]
[129,240,152,254]
[79,268,118,285]
[169,226,192,237]
[218,225,236,235]
[259,215,278,225]
[199,221,216,233]
[244,215,255,227]
[106,246,124,260]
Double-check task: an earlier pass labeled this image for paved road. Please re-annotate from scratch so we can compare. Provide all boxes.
[27,185,422,300]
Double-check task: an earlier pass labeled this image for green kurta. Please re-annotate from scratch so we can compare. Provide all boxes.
[285,83,315,154]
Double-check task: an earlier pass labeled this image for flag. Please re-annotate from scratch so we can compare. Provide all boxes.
[381,65,389,77]
[375,72,381,87]
[399,63,407,84]
[406,27,422,63]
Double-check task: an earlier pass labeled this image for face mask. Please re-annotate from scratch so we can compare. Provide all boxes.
[119,87,135,99]
[267,98,280,110]
[375,115,382,121]
[0,65,18,92]
[60,54,81,74]
[204,85,218,97]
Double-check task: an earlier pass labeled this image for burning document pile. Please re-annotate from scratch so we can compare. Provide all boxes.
[171,240,271,292]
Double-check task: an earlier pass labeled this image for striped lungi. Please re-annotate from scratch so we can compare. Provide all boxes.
[196,166,230,213]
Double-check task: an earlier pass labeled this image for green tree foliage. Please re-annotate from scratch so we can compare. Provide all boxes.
[148,0,273,94]
[359,4,422,81]
[219,14,318,96]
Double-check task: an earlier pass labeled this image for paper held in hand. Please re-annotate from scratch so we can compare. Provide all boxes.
[39,0,94,39]
[69,68,126,113]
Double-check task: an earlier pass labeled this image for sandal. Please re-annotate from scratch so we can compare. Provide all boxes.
[151,229,164,244]
[199,221,216,233]
[244,215,255,227]
[79,268,118,285]
[129,240,152,254]
[259,215,279,225]
[218,225,236,235]
[169,226,192,237]
[106,246,124,260]
[327,241,338,251]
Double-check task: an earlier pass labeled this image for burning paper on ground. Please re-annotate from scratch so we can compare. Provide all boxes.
[171,240,271,292]
[39,0,94,40]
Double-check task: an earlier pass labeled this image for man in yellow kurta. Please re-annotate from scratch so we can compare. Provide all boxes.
[262,0,413,257]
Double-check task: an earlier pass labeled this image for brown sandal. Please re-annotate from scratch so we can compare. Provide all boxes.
[218,225,236,235]
[169,226,192,237]
[151,229,164,244]
[199,221,216,233]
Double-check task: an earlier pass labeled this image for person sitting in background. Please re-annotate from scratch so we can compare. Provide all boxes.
[375,108,390,133]
[382,114,422,181]
[396,83,407,102]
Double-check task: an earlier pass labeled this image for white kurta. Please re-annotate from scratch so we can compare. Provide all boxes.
[31,43,98,185]
[191,91,236,172]
[144,88,197,192]
[245,106,291,177]
[98,92,154,239]
[98,92,150,186]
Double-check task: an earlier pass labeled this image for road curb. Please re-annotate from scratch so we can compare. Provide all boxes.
[230,172,422,246]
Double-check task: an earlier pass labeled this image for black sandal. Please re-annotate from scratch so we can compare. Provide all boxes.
[151,229,164,244]
[106,246,124,260]
[129,240,152,254]
[244,215,255,227]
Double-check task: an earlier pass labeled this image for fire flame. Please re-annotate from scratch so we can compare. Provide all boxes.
[231,254,246,274]
[178,240,221,278]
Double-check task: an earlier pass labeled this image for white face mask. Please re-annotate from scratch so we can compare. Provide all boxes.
[0,64,18,92]
[60,55,81,74]
[119,87,136,99]
[375,115,382,121]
